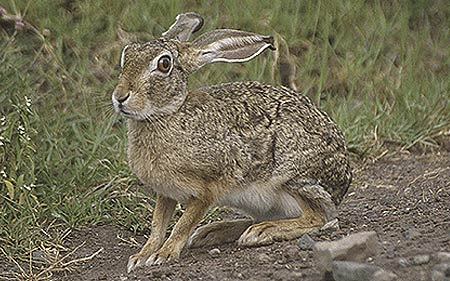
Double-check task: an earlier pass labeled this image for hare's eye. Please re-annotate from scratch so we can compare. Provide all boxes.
[157,55,172,73]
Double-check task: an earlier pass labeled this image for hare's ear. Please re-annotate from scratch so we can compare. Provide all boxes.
[187,29,275,71]
[162,12,204,41]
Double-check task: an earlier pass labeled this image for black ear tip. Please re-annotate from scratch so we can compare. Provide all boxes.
[264,35,276,50]
[193,16,204,33]
[186,12,204,33]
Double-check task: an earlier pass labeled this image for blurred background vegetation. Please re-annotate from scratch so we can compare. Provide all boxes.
[0,0,449,276]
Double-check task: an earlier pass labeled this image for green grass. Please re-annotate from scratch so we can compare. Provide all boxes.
[0,0,449,277]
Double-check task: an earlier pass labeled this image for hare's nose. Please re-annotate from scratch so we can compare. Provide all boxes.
[116,92,130,103]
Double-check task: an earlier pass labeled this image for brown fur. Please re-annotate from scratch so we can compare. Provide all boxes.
[115,14,352,273]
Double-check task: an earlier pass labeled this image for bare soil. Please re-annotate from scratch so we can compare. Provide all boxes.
[6,151,450,280]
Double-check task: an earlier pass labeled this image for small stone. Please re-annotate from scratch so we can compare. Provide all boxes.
[432,263,450,281]
[403,228,420,240]
[412,254,430,265]
[432,270,447,281]
[256,253,271,263]
[332,261,381,281]
[208,248,221,256]
[398,257,410,267]
[289,271,305,278]
[321,218,340,231]
[272,269,303,281]
[32,250,46,262]
[298,234,315,250]
[283,245,299,260]
[434,252,450,264]
[373,270,398,281]
[314,231,379,272]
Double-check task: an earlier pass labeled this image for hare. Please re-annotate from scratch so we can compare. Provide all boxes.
[112,13,351,273]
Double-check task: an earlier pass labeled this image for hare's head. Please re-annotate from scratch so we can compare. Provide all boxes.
[112,13,274,120]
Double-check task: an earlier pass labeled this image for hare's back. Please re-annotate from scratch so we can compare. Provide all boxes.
[195,81,351,203]
[200,81,337,135]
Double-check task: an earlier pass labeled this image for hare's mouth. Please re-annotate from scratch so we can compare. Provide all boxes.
[120,109,133,116]
[116,107,134,117]
[120,109,138,118]
[117,108,149,121]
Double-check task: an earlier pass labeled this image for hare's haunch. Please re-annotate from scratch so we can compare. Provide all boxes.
[112,13,351,273]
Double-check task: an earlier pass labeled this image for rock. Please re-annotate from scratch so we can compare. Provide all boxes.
[398,257,410,267]
[332,261,396,281]
[32,250,46,262]
[256,253,272,263]
[314,231,379,272]
[412,254,430,265]
[282,245,299,261]
[271,269,304,281]
[432,270,447,281]
[403,228,420,240]
[434,252,450,264]
[373,270,398,281]
[208,248,221,257]
[432,263,450,281]
[298,234,316,250]
[321,218,340,232]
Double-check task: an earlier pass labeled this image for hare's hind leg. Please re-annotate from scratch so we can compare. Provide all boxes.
[188,219,253,248]
[238,182,336,247]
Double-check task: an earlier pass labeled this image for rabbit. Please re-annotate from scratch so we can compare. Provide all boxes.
[112,13,352,273]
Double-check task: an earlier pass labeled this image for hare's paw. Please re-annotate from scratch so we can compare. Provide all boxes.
[127,238,162,273]
[237,222,276,247]
[188,222,230,248]
[127,252,149,273]
[145,245,181,266]
[188,224,215,248]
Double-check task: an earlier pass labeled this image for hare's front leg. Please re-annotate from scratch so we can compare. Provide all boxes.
[146,197,211,266]
[127,195,176,273]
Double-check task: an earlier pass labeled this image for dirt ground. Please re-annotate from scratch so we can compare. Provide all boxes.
[5,151,450,280]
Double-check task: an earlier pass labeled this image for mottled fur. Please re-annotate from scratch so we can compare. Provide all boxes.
[113,13,351,272]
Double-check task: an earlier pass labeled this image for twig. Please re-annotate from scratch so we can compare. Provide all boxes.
[60,247,103,268]
[408,167,450,187]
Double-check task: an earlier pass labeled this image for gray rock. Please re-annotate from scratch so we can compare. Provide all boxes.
[208,248,221,256]
[373,270,398,281]
[332,261,396,281]
[398,257,410,267]
[432,263,450,281]
[403,228,420,240]
[256,253,272,263]
[271,269,304,281]
[412,254,430,265]
[298,234,315,250]
[314,231,379,272]
[32,250,46,262]
[321,218,340,232]
[434,252,450,264]
[432,270,447,281]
